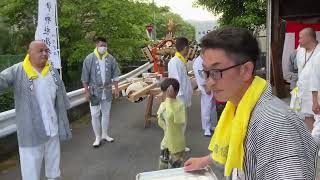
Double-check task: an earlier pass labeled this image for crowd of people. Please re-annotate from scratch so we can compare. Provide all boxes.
[0,27,319,180]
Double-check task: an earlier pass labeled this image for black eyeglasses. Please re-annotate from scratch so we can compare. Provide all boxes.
[198,61,248,80]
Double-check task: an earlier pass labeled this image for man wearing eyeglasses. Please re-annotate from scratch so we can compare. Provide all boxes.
[184,27,318,180]
[168,37,193,152]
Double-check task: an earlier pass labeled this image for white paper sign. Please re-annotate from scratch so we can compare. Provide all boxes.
[35,0,61,68]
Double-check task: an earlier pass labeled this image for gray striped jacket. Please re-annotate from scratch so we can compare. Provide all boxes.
[243,84,318,179]
[0,63,71,147]
[81,52,120,102]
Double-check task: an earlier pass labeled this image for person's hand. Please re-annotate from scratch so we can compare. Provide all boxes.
[85,91,91,102]
[184,155,211,172]
[313,102,320,114]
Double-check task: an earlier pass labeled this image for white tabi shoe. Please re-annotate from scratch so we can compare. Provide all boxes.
[92,138,101,148]
[102,135,114,142]
[204,129,212,137]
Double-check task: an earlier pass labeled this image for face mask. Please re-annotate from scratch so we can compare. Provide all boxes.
[97,47,107,54]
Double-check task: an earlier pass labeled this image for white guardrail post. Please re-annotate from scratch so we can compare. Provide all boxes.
[0,62,153,138]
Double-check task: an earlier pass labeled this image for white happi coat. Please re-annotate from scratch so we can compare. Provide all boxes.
[168,56,193,107]
[296,44,320,115]
[310,46,320,140]
[192,56,216,131]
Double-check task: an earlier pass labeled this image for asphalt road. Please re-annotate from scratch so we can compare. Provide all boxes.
[0,96,223,180]
[0,95,319,180]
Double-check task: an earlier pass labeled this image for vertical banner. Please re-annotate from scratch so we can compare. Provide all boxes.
[35,0,61,69]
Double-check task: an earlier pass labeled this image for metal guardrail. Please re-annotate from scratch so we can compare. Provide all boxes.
[0,62,153,138]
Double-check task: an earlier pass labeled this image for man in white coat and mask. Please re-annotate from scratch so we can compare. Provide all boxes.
[193,54,217,136]
[293,27,320,131]
[168,37,193,152]
[81,37,120,147]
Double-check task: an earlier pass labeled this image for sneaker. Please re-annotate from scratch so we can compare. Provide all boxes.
[92,138,101,148]
[102,135,114,142]
[185,147,191,152]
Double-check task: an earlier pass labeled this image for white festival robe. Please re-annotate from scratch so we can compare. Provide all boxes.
[296,44,320,116]
[168,56,193,108]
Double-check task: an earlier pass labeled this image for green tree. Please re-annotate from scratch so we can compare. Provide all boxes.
[0,0,195,66]
[56,0,147,66]
[0,0,37,54]
[0,24,10,54]
[195,0,266,31]
[0,0,195,111]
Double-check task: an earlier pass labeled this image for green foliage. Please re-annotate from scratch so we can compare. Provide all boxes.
[0,0,195,112]
[0,90,14,112]
[0,0,195,67]
[0,0,37,54]
[195,0,266,31]
[0,55,23,112]
[0,25,11,54]
[0,54,24,71]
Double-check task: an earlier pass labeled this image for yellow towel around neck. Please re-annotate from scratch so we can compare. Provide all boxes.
[175,51,187,64]
[208,76,267,176]
[94,48,109,60]
[22,54,50,79]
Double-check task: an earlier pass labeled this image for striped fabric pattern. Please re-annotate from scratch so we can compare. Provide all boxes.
[0,63,71,147]
[81,52,120,102]
[243,84,319,180]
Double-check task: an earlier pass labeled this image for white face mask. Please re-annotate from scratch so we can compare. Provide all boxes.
[97,47,107,54]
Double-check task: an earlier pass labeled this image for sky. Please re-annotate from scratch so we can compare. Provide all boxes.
[153,0,217,21]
